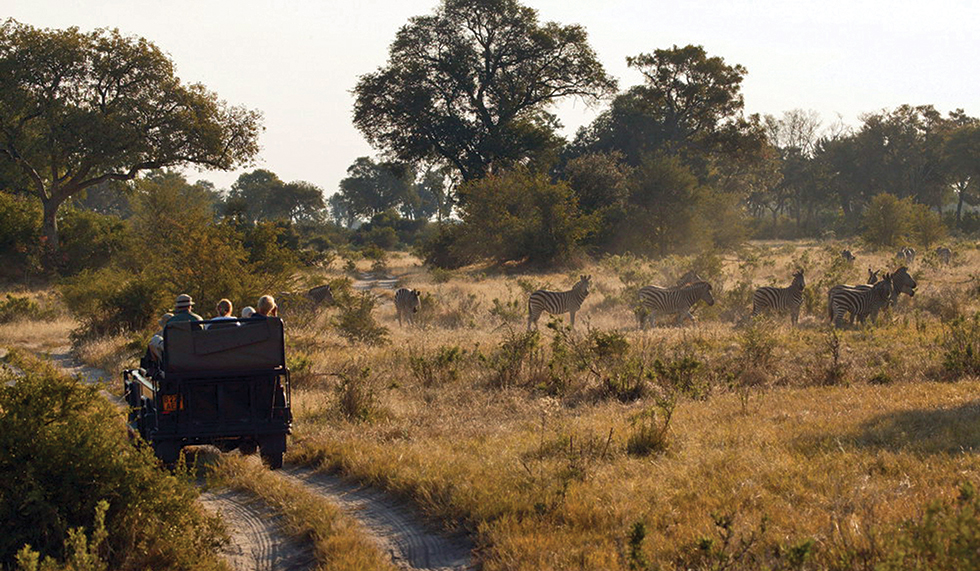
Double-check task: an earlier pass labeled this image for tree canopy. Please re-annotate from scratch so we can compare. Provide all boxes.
[353,0,617,182]
[0,19,262,255]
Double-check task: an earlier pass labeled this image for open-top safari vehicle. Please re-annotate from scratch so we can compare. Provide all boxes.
[123,317,291,468]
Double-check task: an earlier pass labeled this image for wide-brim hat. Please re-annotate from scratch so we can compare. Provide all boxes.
[174,294,194,310]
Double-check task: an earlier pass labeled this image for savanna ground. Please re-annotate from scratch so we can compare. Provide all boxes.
[6,239,980,570]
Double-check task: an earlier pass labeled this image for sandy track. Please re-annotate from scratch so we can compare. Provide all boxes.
[199,488,316,571]
[282,467,475,571]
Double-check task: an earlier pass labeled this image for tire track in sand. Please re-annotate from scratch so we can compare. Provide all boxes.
[199,488,316,571]
[281,466,475,570]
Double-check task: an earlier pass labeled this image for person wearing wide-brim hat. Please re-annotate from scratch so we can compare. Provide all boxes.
[167,293,203,324]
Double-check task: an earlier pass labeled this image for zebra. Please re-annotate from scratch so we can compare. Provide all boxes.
[637,280,714,329]
[527,275,592,330]
[935,246,952,265]
[751,269,805,325]
[827,266,916,325]
[897,247,916,265]
[867,268,880,284]
[275,284,335,316]
[841,249,856,262]
[675,270,704,287]
[394,288,422,326]
[829,274,893,328]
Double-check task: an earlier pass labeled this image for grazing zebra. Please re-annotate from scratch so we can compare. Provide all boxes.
[867,268,880,284]
[751,269,805,325]
[897,246,916,265]
[829,275,893,328]
[637,281,714,329]
[936,246,952,265]
[394,288,422,326]
[527,275,592,330]
[275,284,334,316]
[841,249,856,262]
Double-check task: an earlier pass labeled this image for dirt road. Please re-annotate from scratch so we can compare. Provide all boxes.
[282,467,475,570]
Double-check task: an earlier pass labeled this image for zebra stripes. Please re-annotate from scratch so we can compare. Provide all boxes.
[395,288,422,326]
[527,275,592,329]
[829,275,893,328]
[637,281,714,329]
[897,247,916,265]
[936,246,951,265]
[751,269,805,325]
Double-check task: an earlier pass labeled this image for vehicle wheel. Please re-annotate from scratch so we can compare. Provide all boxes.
[239,440,258,455]
[259,435,286,469]
[153,441,181,465]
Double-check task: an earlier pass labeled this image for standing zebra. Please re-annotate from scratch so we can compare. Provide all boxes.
[827,266,916,325]
[527,275,592,330]
[828,275,893,328]
[936,246,952,265]
[751,269,805,325]
[394,288,422,326]
[637,281,714,329]
[867,268,880,284]
[897,247,916,265]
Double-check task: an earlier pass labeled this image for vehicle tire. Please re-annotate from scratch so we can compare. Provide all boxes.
[259,434,286,469]
[153,441,181,465]
[239,439,258,455]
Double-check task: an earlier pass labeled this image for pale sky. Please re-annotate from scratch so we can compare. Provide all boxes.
[5,0,979,197]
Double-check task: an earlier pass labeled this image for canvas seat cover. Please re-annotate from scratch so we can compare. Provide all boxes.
[164,318,285,373]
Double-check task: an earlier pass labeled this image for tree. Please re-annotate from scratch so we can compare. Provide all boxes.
[0,20,262,256]
[353,0,616,182]
[944,124,980,225]
[226,170,325,223]
[337,157,414,220]
[574,45,761,171]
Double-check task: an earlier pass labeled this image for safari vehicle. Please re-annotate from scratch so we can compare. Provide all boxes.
[123,317,291,468]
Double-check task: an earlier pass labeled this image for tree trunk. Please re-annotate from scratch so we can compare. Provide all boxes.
[42,196,61,254]
[956,186,966,225]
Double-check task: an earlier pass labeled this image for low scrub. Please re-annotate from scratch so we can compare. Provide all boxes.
[0,352,224,570]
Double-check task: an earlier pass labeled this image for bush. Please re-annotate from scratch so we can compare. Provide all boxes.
[331,291,389,345]
[61,269,168,339]
[453,168,593,266]
[0,295,57,324]
[862,193,947,248]
[0,353,224,570]
[0,191,43,280]
[57,208,131,276]
[942,313,980,379]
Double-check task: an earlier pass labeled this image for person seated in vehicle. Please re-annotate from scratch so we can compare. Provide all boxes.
[254,295,278,319]
[141,312,173,372]
[206,298,239,329]
[167,294,203,324]
[241,306,255,318]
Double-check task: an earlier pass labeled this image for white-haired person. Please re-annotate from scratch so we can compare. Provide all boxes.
[241,306,255,318]
[254,295,278,318]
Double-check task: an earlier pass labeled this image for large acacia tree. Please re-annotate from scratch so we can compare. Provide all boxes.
[0,20,262,252]
[353,0,617,182]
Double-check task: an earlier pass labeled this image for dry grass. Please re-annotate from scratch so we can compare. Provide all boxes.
[280,240,980,569]
[9,240,980,569]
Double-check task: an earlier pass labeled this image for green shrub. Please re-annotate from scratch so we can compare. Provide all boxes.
[61,269,167,340]
[0,353,224,570]
[0,191,43,280]
[409,345,465,387]
[480,329,545,389]
[335,365,381,422]
[57,208,131,276]
[942,313,980,379]
[0,295,56,324]
[331,291,389,345]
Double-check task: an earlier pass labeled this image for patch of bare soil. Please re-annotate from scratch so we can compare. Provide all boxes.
[282,467,475,570]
